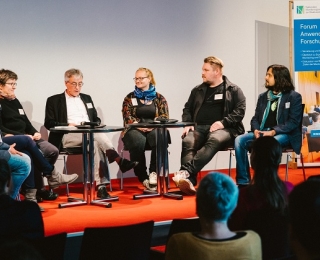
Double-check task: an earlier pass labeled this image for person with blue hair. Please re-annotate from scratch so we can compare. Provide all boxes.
[165,172,261,260]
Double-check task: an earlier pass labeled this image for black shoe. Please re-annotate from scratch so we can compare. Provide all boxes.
[119,159,139,173]
[36,189,59,202]
[97,186,111,199]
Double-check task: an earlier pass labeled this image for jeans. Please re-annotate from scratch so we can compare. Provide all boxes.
[180,125,232,185]
[3,136,54,189]
[235,132,290,184]
[122,129,157,183]
[7,153,31,199]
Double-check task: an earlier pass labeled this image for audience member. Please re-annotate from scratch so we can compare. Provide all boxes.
[165,172,261,260]
[0,239,44,260]
[0,159,44,241]
[0,69,77,202]
[173,56,246,195]
[288,179,320,260]
[122,67,169,190]
[45,68,138,199]
[307,112,320,133]
[229,136,294,259]
[235,64,302,186]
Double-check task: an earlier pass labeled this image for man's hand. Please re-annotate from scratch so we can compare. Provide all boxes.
[210,121,224,132]
[33,132,41,140]
[181,126,194,139]
[9,143,23,156]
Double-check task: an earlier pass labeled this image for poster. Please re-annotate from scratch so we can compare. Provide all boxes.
[294,1,320,166]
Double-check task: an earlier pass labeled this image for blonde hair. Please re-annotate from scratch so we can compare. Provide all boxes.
[136,67,156,86]
[204,56,224,71]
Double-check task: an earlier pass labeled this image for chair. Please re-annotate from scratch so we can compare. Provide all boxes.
[120,142,170,190]
[79,220,154,260]
[306,131,320,162]
[60,146,113,195]
[150,218,201,259]
[29,232,67,260]
[283,104,306,181]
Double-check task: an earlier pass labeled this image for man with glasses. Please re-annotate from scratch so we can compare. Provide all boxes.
[173,56,246,195]
[45,68,138,199]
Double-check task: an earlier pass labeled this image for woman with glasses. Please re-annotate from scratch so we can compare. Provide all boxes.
[121,67,169,191]
[0,69,78,209]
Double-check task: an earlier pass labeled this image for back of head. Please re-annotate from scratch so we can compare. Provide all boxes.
[289,180,320,256]
[0,159,11,194]
[311,112,320,123]
[196,172,238,222]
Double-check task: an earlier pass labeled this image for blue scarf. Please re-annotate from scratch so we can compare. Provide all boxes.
[134,84,156,103]
[260,91,282,130]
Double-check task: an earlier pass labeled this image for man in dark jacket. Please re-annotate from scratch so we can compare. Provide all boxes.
[44,69,137,199]
[234,64,302,186]
[173,56,246,195]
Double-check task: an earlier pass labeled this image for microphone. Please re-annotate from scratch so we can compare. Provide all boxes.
[80,121,100,127]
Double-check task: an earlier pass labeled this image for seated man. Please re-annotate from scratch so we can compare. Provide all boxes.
[288,179,320,260]
[173,56,246,195]
[0,159,44,241]
[235,64,302,186]
[165,172,262,260]
[44,68,138,198]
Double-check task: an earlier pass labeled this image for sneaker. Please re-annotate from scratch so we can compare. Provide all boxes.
[47,167,79,189]
[142,179,157,191]
[178,179,196,195]
[119,159,139,173]
[36,189,58,202]
[149,172,157,185]
[97,185,111,199]
[172,170,190,187]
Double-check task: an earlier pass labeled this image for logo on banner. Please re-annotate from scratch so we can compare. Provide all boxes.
[297,6,304,14]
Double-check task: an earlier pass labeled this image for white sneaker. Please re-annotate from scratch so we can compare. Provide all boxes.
[178,179,196,195]
[172,170,190,187]
[143,179,157,191]
[149,172,157,185]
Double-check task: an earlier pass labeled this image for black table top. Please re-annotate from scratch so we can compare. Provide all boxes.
[50,125,124,134]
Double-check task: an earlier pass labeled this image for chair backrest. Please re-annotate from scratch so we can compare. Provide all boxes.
[79,220,154,260]
[306,131,320,153]
[167,218,201,243]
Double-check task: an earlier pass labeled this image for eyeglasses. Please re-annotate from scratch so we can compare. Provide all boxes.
[67,82,84,87]
[133,77,148,82]
[5,83,17,87]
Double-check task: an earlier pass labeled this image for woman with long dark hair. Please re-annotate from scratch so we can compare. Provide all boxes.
[229,136,294,259]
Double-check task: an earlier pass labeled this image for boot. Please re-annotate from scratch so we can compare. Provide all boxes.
[47,167,78,189]
[24,188,45,212]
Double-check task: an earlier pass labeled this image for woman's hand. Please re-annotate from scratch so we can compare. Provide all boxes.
[33,132,41,140]
[9,143,23,156]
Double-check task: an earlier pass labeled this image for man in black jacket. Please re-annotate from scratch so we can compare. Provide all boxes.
[173,56,246,195]
[44,69,137,199]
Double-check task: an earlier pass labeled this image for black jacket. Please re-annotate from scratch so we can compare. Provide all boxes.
[44,92,101,149]
[182,76,246,138]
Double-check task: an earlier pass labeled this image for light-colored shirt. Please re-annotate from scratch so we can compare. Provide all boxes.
[65,92,90,125]
[307,122,320,133]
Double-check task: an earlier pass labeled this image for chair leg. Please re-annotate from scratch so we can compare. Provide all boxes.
[228,149,233,177]
[104,154,112,192]
[120,150,124,190]
[63,155,70,197]
[285,153,289,181]
[300,153,306,181]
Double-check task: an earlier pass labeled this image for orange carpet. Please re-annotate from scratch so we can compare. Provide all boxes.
[41,165,314,236]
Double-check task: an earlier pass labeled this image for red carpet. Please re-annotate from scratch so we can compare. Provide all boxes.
[41,165,313,236]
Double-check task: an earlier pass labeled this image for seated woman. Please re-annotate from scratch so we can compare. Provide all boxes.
[165,172,261,260]
[229,136,294,259]
[122,67,169,191]
[0,69,78,206]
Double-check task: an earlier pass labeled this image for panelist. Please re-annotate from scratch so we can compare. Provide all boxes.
[45,68,138,199]
[121,67,169,191]
[173,56,246,195]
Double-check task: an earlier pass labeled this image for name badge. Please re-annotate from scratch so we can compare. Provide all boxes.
[215,94,223,100]
[19,109,25,115]
[131,98,138,106]
[285,102,290,109]
[87,103,93,109]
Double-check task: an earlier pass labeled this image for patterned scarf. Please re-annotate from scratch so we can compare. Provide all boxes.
[134,84,156,103]
[260,90,282,130]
